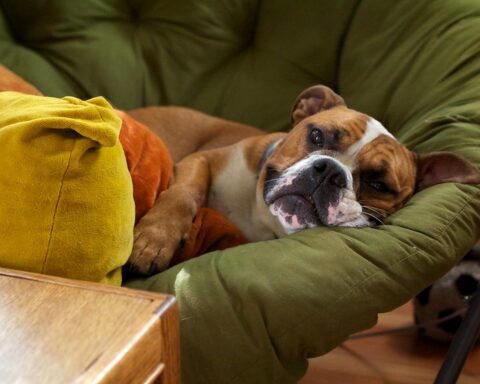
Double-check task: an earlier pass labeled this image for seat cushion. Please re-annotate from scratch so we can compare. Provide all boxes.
[0,92,134,285]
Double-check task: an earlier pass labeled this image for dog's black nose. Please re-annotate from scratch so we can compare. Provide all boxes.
[313,158,347,188]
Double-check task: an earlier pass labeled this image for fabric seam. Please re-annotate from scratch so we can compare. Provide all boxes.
[433,187,480,237]
[230,187,480,383]
[333,187,480,298]
[41,140,76,273]
[334,0,362,91]
[276,188,480,341]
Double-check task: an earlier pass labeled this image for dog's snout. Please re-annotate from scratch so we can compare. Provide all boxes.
[313,159,347,189]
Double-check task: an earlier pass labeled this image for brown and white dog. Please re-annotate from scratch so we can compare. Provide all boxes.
[130,85,480,274]
[1,67,477,275]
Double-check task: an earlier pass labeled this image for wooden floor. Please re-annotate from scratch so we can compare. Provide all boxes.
[300,302,480,384]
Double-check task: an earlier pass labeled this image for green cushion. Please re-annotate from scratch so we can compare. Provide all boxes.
[128,183,479,383]
[0,0,479,383]
[0,0,357,131]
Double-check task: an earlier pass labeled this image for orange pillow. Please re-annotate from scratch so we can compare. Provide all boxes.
[115,110,248,265]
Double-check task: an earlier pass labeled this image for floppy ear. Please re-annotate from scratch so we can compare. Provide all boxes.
[416,151,480,191]
[291,85,345,125]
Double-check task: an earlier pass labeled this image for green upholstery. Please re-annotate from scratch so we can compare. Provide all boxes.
[0,0,358,131]
[1,1,479,383]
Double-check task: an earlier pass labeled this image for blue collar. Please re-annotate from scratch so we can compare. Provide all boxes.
[257,140,281,177]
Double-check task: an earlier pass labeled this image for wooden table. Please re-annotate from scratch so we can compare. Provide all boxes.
[0,267,180,384]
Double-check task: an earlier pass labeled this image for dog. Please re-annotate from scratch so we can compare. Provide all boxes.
[129,85,480,275]
[1,67,477,275]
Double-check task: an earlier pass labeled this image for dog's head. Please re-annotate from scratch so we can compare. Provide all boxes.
[257,85,480,235]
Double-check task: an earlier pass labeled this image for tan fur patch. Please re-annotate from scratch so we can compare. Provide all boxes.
[355,136,416,213]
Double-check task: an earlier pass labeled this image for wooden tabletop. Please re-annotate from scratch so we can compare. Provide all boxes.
[0,267,179,384]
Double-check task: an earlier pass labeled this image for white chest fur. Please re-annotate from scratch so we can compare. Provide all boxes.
[206,148,276,241]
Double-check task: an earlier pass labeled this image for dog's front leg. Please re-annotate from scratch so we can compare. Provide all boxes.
[129,153,210,275]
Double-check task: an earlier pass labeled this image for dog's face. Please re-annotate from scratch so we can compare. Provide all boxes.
[257,85,480,235]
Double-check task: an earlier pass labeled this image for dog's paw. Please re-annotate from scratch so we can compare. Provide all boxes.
[129,218,187,276]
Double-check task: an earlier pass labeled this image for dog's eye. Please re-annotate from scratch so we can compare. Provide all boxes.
[368,180,389,193]
[310,128,324,147]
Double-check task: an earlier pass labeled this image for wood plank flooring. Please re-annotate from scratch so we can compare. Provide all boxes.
[300,302,480,384]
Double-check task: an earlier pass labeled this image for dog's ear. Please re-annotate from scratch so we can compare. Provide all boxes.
[416,151,480,191]
[291,85,345,125]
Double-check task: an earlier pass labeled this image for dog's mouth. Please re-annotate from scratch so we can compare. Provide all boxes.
[268,190,372,233]
[268,193,320,233]
[263,163,373,233]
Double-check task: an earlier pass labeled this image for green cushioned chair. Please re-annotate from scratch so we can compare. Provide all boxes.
[1,0,479,383]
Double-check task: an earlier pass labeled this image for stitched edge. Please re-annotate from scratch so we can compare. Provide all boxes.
[229,187,480,383]
[41,140,75,273]
[276,188,480,340]
[436,186,480,235]
[334,0,362,91]
[299,191,479,335]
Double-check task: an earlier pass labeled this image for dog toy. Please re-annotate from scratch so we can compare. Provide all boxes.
[413,245,480,341]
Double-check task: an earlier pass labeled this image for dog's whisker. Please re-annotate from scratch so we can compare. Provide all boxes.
[360,204,387,222]
[364,208,387,218]
[361,211,385,225]
[264,177,284,184]
[361,206,387,218]
[359,203,388,217]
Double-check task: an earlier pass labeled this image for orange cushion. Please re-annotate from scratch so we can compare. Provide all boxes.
[115,110,248,264]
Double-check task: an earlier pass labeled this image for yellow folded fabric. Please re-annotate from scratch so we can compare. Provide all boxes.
[0,92,134,285]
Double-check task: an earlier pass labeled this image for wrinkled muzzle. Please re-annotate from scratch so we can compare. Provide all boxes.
[263,154,370,233]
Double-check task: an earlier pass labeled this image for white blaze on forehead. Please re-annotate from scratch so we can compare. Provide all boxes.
[346,118,395,158]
